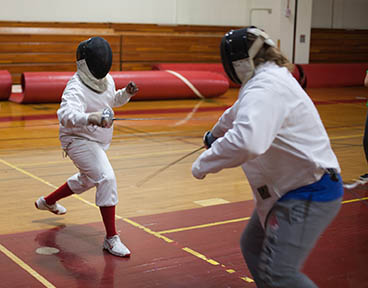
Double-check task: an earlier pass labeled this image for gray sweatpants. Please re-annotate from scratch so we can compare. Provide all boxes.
[240,198,341,288]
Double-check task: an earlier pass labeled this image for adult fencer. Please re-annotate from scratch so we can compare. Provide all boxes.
[192,27,343,287]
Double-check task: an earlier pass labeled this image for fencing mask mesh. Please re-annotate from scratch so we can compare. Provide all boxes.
[76,37,112,79]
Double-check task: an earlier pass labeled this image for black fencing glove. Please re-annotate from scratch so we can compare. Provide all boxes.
[126,81,139,95]
[203,131,217,149]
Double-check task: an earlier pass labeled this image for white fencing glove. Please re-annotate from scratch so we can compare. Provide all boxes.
[88,107,114,128]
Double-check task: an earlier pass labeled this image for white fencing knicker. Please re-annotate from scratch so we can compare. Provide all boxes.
[64,138,118,207]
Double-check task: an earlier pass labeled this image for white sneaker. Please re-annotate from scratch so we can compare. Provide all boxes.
[359,173,368,183]
[103,235,131,257]
[35,197,67,215]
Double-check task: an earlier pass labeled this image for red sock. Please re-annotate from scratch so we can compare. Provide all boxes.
[100,206,117,238]
[45,182,73,205]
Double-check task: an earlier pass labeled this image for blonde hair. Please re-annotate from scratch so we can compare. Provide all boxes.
[254,46,294,72]
[247,32,294,72]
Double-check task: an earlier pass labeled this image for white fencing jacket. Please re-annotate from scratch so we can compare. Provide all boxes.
[58,73,132,148]
[192,62,340,226]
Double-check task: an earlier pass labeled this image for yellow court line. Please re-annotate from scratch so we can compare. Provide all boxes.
[342,196,368,204]
[122,217,253,282]
[122,217,174,243]
[0,244,56,288]
[0,157,254,284]
[241,276,256,283]
[2,155,367,236]
[182,247,220,265]
[0,158,58,189]
[157,196,368,235]
[2,144,367,284]
[182,247,254,283]
[72,194,98,208]
[0,158,97,207]
[157,217,250,234]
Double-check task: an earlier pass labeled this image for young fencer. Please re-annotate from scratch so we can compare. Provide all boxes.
[35,36,138,257]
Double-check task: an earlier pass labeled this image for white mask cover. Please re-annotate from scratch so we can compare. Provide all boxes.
[234,28,276,85]
[77,59,108,93]
[233,58,255,86]
[233,36,266,85]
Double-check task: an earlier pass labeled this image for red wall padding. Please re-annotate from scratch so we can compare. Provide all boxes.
[154,63,304,88]
[110,71,229,100]
[153,63,241,88]
[0,70,12,100]
[9,72,74,103]
[154,63,368,88]
[299,63,368,88]
[9,71,229,104]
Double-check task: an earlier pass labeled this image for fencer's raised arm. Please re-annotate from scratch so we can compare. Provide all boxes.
[114,81,139,107]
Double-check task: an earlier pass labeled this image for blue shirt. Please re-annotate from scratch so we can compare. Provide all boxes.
[279,173,344,202]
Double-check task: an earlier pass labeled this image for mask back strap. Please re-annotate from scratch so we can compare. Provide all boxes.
[248,37,265,59]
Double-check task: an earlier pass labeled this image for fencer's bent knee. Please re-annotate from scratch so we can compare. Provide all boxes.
[96,171,116,189]
[67,173,94,194]
[95,172,118,206]
[67,170,116,192]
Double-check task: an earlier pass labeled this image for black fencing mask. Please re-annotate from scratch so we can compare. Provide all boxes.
[220,26,275,85]
[76,37,112,79]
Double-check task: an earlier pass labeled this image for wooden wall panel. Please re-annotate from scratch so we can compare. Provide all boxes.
[310,28,368,63]
[2,23,368,84]
[4,23,367,85]
[0,21,238,34]
[0,22,228,83]
[121,33,222,65]
[112,23,238,35]
[0,21,111,29]
[1,63,121,85]
[0,28,120,83]
[121,62,156,71]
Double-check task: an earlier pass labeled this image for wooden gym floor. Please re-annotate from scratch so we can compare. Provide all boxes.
[0,87,367,287]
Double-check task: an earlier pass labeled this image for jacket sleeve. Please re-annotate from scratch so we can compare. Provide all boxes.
[57,87,89,128]
[113,88,133,107]
[211,103,237,138]
[192,87,287,178]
